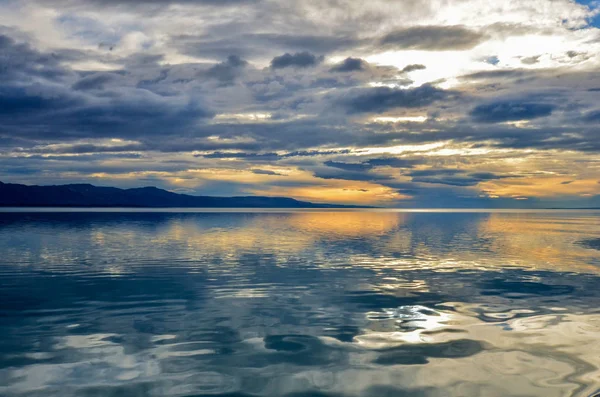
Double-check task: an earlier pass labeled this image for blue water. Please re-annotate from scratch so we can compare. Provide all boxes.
[1,210,600,396]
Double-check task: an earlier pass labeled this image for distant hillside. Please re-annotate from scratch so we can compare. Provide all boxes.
[0,181,360,208]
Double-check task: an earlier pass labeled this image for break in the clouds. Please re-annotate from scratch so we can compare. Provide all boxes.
[0,0,600,207]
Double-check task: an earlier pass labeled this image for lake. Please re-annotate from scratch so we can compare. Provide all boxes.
[1,210,599,396]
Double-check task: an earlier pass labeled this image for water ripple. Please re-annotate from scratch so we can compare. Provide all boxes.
[1,211,600,396]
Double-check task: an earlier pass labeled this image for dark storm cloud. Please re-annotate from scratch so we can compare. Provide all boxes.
[380,25,486,50]
[271,52,323,69]
[401,64,426,73]
[340,84,454,114]
[470,101,555,123]
[330,57,368,72]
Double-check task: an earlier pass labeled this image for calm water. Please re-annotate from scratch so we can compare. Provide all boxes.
[1,210,600,397]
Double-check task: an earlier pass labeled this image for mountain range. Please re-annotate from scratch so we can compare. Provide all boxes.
[0,181,358,208]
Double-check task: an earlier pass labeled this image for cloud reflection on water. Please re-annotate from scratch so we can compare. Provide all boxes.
[0,211,599,396]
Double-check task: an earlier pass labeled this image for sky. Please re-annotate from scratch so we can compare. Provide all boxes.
[0,0,599,208]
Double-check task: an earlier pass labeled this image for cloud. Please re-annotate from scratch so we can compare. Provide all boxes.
[366,158,420,168]
[252,34,360,54]
[2,0,600,206]
[0,85,82,115]
[325,160,372,172]
[409,169,515,186]
[0,34,73,83]
[401,64,426,73]
[270,52,323,69]
[198,149,354,160]
[313,168,392,182]
[521,55,541,65]
[380,25,486,50]
[1,83,213,139]
[205,55,248,84]
[325,158,419,172]
[340,84,454,114]
[200,151,280,160]
[470,101,555,123]
[72,72,124,91]
[583,109,600,122]
[460,69,529,81]
[0,30,216,144]
[251,169,283,176]
[38,0,259,7]
[330,57,368,73]
[312,157,422,183]
[173,34,360,61]
[408,169,461,178]
[483,56,500,65]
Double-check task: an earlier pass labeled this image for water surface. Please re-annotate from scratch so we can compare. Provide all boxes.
[1,210,600,396]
